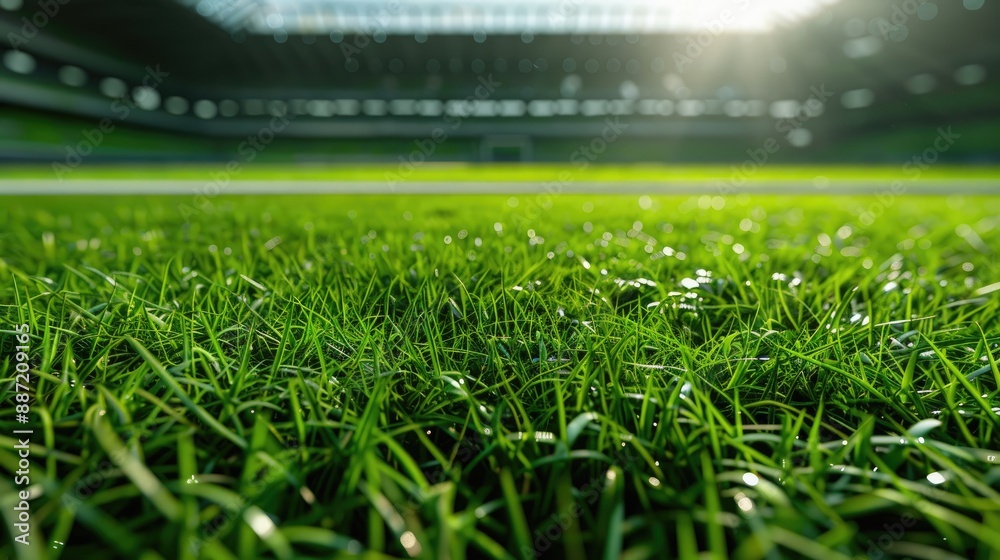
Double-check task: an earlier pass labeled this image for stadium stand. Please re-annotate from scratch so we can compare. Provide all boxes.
[1,0,997,163]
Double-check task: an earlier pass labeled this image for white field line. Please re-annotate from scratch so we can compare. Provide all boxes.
[0,179,998,195]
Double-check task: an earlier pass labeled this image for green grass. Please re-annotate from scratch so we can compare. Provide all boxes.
[3,163,1000,182]
[1,192,999,559]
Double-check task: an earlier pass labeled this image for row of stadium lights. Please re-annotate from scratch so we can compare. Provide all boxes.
[1,45,987,88]
[337,55,785,77]
[256,28,648,46]
[0,0,987,41]
[4,46,987,114]
[242,0,985,45]
[2,0,983,25]
[0,0,986,78]
[0,54,783,119]
[341,56,660,75]
[0,49,988,122]
[238,1,986,46]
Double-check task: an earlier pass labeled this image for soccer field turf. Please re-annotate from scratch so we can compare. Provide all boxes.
[1,190,999,559]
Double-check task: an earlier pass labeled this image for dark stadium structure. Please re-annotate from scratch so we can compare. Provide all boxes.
[1,0,997,164]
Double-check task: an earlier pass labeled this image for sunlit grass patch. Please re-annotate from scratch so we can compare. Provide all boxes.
[1,192,998,559]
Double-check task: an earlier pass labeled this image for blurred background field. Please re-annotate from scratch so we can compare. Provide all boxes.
[0,0,998,171]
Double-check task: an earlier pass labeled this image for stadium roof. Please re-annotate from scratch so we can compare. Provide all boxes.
[180,0,843,36]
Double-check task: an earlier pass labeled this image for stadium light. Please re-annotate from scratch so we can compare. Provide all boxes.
[180,0,842,36]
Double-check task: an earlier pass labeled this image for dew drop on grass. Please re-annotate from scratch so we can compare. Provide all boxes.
[400,531,420,555]
[735,493,754,512]
[680,278,699,289]
[678,382,691,400]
